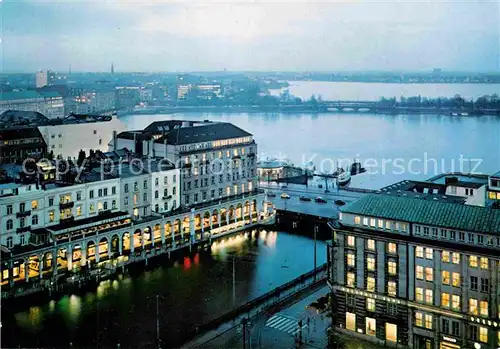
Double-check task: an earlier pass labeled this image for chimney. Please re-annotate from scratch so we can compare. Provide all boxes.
[112,130,117,151]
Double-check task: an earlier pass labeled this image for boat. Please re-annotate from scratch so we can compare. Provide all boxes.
[337,170,351,186]
[350,160,366,175]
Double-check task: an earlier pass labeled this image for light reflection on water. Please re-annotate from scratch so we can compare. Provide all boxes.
[5,230,326,348]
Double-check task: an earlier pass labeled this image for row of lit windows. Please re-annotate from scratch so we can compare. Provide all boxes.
[415,224,500,248]
[353,216,407,232]
[346,236,397,254]
[211,137,252,148]
[345,312,398,342]
[488,191,500,200]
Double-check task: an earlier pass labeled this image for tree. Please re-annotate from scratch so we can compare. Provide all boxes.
[77,149,86,167]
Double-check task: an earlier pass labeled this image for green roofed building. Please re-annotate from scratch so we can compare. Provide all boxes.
[327,193,500,349]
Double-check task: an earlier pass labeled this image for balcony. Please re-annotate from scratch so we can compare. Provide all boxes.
[162,195,173,200]
[59,201,74,210]
[16,226,31,234]
[16,210,31,218]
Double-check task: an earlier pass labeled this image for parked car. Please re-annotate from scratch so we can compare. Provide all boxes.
[281,193,290,199]
[334,199,346,206]
[299,196,312,202]
[315,197,327,203]
[267,191,276,197]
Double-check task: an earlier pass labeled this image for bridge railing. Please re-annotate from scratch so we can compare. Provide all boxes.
[181,263,327,347]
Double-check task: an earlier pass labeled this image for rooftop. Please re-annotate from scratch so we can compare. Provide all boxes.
[341,194,500,235]
[491,171,500,178]
[427,172,489,185]
[0,110,113,129]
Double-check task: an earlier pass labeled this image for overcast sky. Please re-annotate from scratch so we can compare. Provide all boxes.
[1,0,499,73]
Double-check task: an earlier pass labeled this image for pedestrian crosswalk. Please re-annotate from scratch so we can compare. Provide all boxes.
[264,314,307,335]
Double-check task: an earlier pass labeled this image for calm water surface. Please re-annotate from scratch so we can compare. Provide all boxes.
[2,230,326,348]
[121,82,500,189]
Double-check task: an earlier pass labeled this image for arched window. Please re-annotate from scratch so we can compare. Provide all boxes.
[6,236,13,248]
[103,202,108,210]
[155,204,159,213]
[164,188,168,197]
[32,215,38,225]
[112,200,117,209]
[6,219,13,230]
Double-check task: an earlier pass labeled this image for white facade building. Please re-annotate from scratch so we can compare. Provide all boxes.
[38,115,126,159]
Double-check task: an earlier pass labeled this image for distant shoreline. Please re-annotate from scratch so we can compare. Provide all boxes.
[118,105,500,117]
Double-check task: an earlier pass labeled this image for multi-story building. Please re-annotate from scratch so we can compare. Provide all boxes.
[66,85,116,115]
[328,193,500,349]
[0,91,64,119]
[0,127,47,164]
[35,70,56,88]
[383,174,489,207]
[0,175,121,249]
[150,160,180,214]
[486,171,500,208]
[114,120,258,207]
[0,111,126,160]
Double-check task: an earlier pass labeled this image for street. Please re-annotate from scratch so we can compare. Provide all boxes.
[261,182,367,218]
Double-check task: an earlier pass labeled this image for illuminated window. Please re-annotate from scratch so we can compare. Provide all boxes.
[388,281,397,296]
[452,273,460,287]
[452,295,460,310]
[387,243,397,254]
[49,210,55,222]
[469,256,478,268]
[363,217,368,226]
[388,260,397,275]
[480,257,488,269]
[480,300,489,317]
[385,323,397,342]
[367,239,375,251]
[424,314,433,329]
[347,253,355,267]
[425,289,433,305]
[370,218,376,227]
[415,312,423,327]
[347,272,355,287]
[354,216,361,224]
[416,246,424,258]
[97,202,103,211]
[441,293,450,308]
[479,327,488,343]
[469,298,478,315]
[346,312,356,331]
[226,186,231,196]
[367,256,375,271]
[347,236,355,247]
[76,206,82,216]
[385,221,391,230]
[452,252,460,264]
[31,200,38,210]
[378,220,384,228]
[442,251,450,263]
[367,298,375,312]
[425,267,433,282]
[89,204,95,213]
[425,248,433,260]
[416,265,424,280]
[442,271,450,285]
[366,317,376,336]
[416,287,423,302]
[367,277,376,292]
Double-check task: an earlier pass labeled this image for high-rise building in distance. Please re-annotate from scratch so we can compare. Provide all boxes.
[35,70,56,88]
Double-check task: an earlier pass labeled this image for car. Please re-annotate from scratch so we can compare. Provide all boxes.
[299,196,311,202]
[267,192,276,197]
[315,197,327,203]
[280,193,290,199]
[334,199,346,206]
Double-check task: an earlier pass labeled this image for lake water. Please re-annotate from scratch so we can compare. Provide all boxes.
[120,100,500,189]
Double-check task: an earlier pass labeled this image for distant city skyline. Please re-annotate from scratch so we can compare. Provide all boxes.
[2,0,499,73]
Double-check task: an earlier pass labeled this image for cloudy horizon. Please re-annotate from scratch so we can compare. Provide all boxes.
[2,0,499,73]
